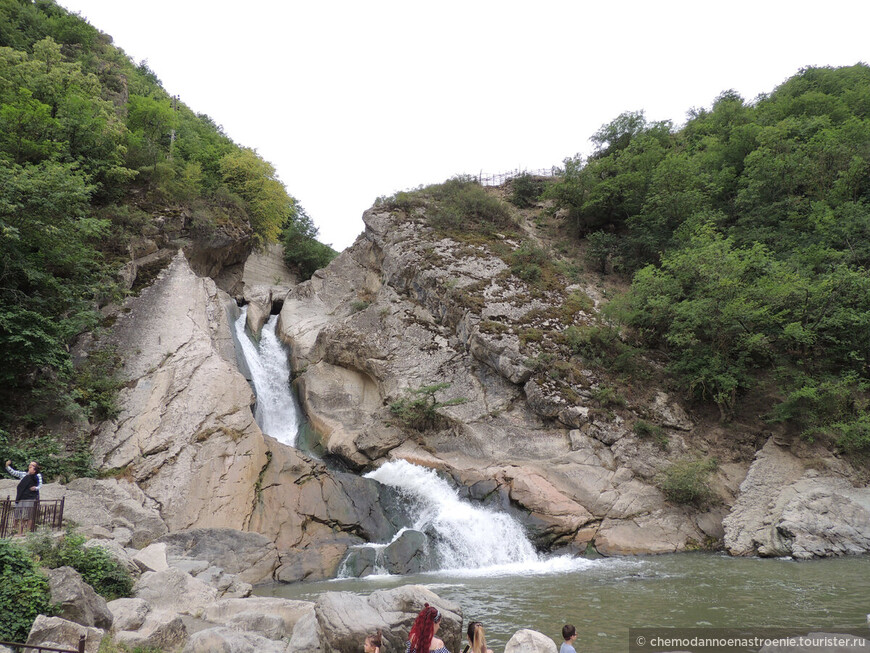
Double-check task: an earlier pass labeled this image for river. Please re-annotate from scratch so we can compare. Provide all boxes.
[255,553,870,651]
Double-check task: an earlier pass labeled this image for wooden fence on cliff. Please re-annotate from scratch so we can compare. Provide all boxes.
[474,167,560,187]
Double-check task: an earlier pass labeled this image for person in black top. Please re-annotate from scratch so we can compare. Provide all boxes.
[5,460,42,535]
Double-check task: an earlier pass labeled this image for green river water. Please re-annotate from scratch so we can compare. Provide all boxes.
[255,552,870,652]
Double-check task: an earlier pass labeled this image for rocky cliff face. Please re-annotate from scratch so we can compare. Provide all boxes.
[91,252,397,582]
[276,202,870,558]
[94,193,870,571]
[276,207,716,555]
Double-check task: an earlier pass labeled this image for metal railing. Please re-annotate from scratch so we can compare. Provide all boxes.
[0,635,86,652]
[0,496,65,538]
[475,167,560,187]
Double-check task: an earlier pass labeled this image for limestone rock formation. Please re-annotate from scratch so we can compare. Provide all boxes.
[27,616,103,653]
[91,251,399,580]
[46,566,113,630]
[723,438,870,558]
[275,206,724,555]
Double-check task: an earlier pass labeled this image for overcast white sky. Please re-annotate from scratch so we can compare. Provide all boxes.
[59,1,869,250]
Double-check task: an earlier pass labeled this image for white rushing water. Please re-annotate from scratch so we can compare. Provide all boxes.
[365,460,591,576]
[233,309,300,447]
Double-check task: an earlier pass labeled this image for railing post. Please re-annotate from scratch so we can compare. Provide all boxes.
[58,495,65,529]
[0,497,8,539]
[78,633,87,653]
[29,497,40,533]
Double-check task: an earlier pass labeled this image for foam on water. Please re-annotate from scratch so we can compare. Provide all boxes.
[365,460,592,576]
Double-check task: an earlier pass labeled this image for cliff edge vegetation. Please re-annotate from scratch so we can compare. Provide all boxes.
[540,66,870,456]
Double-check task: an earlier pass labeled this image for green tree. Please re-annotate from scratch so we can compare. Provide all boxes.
[219,147,290,245]
[281,204,337,280]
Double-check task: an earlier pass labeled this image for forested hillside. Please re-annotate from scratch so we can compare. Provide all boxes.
[0,0,334,442]
[544,64,870,453]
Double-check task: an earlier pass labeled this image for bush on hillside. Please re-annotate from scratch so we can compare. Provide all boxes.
[509,173,547,208]
[0,538,51,642]
[26,528,133,601]
[657,458,718,507]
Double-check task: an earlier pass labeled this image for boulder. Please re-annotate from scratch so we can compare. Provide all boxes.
[182,626,289,653]
[133,567,218,617]
[382,529,428,574]
[244,285,273,335]
[338,545,380,578]
[26,616,103,653]
[158,528,279,584]
[192,566,252,598]
[288,608,322,652]
[114,610,187,651]
[504,629,558,653]
[107,597,149,632]
[314,584,462,653]
[133,542,169,572]
[201,597,314,640]
[83,539,140,577]
[46,566,113,630]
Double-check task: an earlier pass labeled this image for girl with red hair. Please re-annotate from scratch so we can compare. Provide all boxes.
[406,603,448,653]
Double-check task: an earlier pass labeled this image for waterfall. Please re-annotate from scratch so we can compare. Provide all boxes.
[232,309,589,578]
[364,460,586,576]
[233,308,300,447]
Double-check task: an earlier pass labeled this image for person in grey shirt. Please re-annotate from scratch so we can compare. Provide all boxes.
[560,624,578,653]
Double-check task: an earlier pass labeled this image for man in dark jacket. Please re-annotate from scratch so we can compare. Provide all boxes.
[5,460,42,535]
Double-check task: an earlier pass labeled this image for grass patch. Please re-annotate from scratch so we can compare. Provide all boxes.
[633,419,669,448]
[657,458,718,507]
[389,383,468,432]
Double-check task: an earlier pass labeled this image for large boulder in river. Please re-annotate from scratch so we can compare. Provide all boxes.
[382,529,428,574]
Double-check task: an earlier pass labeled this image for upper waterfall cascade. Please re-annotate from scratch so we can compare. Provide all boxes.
[233,308,300,447]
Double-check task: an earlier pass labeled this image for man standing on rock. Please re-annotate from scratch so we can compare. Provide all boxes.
[5,459,42,535]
